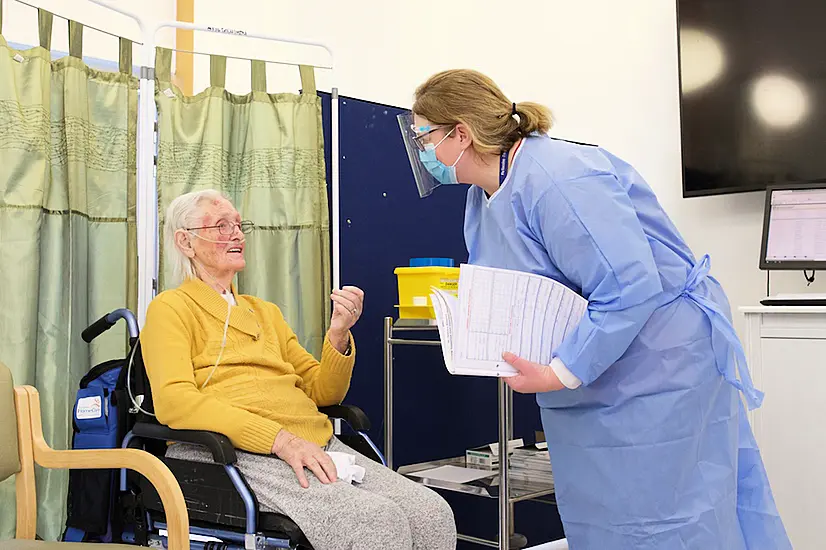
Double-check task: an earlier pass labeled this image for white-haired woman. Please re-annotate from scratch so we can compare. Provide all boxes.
[140,189,456,550]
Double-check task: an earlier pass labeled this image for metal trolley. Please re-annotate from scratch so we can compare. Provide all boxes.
[383,317,557,550]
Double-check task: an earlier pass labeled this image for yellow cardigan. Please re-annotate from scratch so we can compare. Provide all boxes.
[140,278,355,455]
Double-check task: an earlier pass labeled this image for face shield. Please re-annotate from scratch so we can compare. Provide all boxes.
[397,112,455,198]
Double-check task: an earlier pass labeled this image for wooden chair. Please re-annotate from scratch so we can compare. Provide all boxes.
[0,361,189,549]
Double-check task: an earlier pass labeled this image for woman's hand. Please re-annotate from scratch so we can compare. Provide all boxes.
[271,430,338,489]
[502,352,565,394]
[328,286,364,352]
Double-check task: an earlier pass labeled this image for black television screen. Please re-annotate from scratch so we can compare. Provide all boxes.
[678,0,826,197]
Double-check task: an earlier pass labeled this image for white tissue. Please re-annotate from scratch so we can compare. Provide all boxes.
[326,451,366,484]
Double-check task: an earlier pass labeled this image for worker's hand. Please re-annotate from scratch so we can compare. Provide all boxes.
[502,352,565,394]
[329,286,364,353]
[271,430,338,488]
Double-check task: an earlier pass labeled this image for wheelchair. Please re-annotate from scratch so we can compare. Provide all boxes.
[64,308,386,550]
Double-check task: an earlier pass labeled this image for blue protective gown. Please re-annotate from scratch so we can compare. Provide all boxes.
[464,135,791,549]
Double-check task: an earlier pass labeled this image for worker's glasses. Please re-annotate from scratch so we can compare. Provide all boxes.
[187,220,255,235]
[411,124,452,152]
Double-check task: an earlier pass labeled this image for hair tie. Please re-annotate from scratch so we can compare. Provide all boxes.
[512,102,518,116]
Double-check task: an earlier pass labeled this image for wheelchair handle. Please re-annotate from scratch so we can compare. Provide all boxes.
[82,308,139,342]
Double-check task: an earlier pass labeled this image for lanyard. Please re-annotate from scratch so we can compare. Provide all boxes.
[499,138,523,186]
[499,149,510,185]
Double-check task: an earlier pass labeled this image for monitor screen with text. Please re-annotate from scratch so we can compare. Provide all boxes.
[765,188,826,264]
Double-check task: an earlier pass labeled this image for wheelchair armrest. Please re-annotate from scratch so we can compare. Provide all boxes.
[132,422,238,465]
[319,404,371,432]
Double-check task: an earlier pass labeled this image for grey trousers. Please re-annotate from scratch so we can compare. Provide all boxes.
[167,437,457,550]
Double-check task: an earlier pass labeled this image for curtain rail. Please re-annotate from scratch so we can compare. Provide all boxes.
[11,0,144,44]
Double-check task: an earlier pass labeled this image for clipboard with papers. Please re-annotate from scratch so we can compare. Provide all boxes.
[430,264,588,377]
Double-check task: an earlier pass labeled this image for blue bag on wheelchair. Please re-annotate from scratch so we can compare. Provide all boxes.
[63,358,131,542]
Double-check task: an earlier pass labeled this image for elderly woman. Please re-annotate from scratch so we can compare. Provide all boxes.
[140,189,456,550]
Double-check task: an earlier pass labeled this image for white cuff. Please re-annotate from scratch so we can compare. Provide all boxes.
[550,357,582,389]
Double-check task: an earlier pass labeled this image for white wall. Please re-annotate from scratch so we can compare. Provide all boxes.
[2,0,176,61]
[189,0,826,337]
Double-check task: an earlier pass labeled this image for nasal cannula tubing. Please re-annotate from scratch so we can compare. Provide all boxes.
[127,229,244,414]
[185,229,244,389]
[193,258,232,389]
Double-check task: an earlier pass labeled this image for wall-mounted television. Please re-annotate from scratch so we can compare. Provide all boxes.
[677,0,826,197]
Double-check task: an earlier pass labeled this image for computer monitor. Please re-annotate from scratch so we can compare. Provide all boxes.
[760,183,826,270]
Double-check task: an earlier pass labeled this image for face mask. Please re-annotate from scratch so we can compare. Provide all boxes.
[417,128,465,185]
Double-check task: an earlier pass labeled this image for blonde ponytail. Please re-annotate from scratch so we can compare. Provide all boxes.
[513,101,552,138]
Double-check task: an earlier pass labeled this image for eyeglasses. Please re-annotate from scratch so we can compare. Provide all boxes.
[411,124,452,152]
[186,220,255,235]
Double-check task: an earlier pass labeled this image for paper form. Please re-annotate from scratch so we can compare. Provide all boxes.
[431,264,587,378]
[431,288,458,371]
[407,465,497,484]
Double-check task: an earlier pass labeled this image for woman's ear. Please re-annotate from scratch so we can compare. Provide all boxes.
[175,229,196,259]
[454,123,473,148]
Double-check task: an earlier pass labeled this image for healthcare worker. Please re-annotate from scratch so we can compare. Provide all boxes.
[398,69,791,550]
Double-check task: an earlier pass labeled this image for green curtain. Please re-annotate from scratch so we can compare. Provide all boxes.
[154,48,331,357]
[0,10,138,540]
